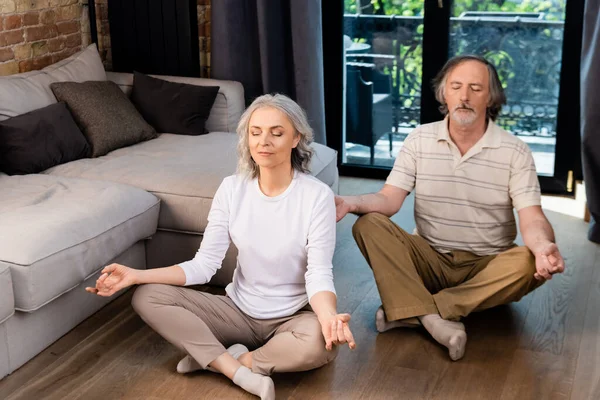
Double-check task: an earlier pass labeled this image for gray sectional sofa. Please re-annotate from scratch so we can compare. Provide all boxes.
[0,45,339,379]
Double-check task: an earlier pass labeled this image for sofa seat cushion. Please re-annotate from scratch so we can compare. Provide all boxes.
[0,175,160,312]
[44,133,338,234]
[0,264,14,324]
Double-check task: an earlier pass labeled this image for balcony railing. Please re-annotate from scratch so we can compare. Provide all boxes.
[343,13,565,137]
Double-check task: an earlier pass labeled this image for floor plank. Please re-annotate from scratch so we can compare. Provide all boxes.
[570,246,600,400]
[500,349,572,400]
[504,213,598,399]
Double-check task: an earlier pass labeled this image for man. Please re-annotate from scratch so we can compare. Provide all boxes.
[336,55,565,361]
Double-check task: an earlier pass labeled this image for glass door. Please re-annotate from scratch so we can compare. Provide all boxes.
[327,0,584,194]
[342,0,425,171]
[447,0,583,194]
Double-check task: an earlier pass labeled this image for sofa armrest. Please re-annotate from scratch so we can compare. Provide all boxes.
[106,71,245,133]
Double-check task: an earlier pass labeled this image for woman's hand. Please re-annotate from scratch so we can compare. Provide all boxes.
[85,263,139,297]
[319,313,356,351]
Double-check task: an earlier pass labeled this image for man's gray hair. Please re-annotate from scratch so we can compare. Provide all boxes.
[432,54,507,121]
[236,93,313,179]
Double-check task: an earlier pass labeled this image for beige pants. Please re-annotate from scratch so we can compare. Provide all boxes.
[352,213,543,321]
[131,284,337,376]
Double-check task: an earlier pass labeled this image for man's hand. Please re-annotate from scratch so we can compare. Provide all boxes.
[319,313,356,351]
[533,242,565,281]
[335,196,353,222]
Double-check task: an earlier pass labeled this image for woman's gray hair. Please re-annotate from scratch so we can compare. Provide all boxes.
[432,54,507,121]
[236,93,314,179]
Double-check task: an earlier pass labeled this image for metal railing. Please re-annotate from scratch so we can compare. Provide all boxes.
[344,13,565,137]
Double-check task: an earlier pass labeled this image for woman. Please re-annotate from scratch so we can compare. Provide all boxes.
[86,94,355,400]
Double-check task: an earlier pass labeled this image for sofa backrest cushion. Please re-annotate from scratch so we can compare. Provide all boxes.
[106,72,245,133]
[0,44,107,121]
[51,80,158,157]
[0,102,90,175]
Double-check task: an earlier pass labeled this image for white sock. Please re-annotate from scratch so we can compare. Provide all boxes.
[418,314,467,361]
[375,306,421,333]
[176,343,249,374]
[232,365,275,400]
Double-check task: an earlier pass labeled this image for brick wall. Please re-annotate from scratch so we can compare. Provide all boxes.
[198,0,210,78]
[0,0,85,76]
[91,0,109,70]
[1,0,211,77]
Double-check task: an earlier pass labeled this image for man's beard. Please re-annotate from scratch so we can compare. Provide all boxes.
[450,103,478,125]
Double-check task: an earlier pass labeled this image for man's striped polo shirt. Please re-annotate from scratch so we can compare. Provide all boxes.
[386,118,541,256]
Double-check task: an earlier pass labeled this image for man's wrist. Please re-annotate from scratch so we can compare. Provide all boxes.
[533,239,554,256]
[347,196,360,214]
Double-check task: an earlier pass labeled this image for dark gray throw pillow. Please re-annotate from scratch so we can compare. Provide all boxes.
[50,80,158,157]
[0,102,90,175]
[131,71,219,135]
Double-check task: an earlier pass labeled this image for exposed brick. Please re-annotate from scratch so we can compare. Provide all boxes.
[46,36,65,52]
[16,0,46,12]
[5,15,23,30]
[41,9,56,25]
[0,0,17,14]
[98,4,108,20]
[31,40,47,56]
[56,4,79,22]
[50,46,76,63]
[23,11,39,26]
[80,10,89,33]
[0,61,19,76]
[13,43,32,59]
[32,54,52,69]
[57,20,78,34]
[0,48,14,62]
[65,31,81,47]
[50,0,77,5]
[26,25,57,41]
[3,29,25,45]
[18,59,32,72]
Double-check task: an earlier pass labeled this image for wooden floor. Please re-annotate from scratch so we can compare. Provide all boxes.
[1,178,599,400]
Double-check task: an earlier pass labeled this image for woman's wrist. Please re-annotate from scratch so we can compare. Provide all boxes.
[131,268,144,285]
[317,310,337,324]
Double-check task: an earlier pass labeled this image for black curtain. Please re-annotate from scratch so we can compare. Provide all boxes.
[211,0,327,144]
[581,0,600,243]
